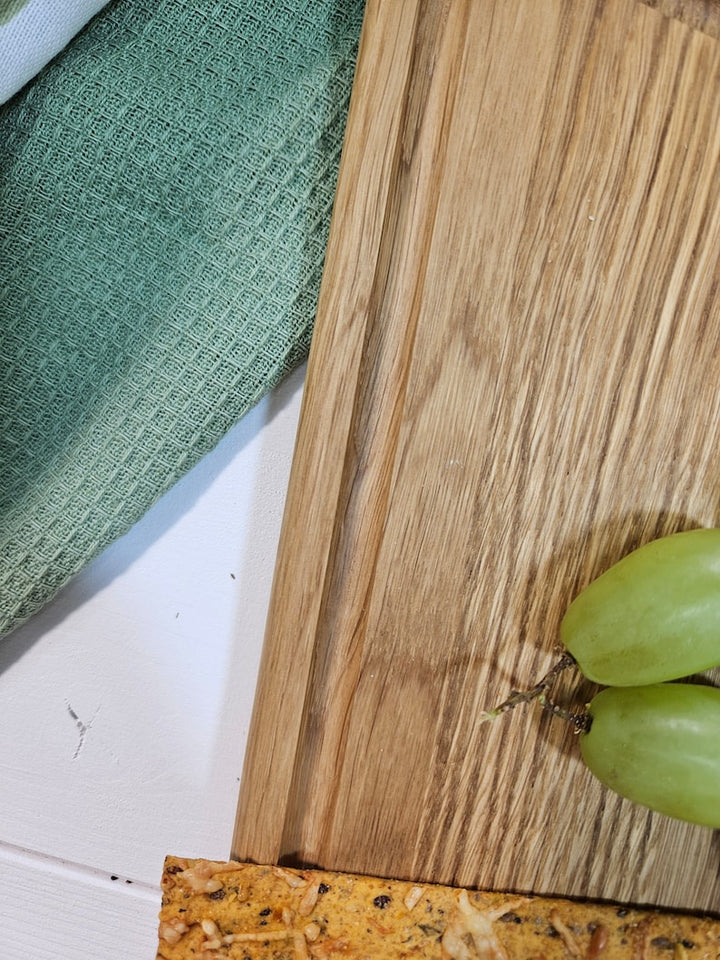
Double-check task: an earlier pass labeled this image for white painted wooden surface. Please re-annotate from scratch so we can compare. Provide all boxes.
[0,365,305,960]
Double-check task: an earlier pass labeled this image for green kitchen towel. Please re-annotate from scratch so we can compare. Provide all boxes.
[0,0,365,638]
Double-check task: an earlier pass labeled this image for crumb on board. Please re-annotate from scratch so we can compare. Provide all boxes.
[157,857,720,960]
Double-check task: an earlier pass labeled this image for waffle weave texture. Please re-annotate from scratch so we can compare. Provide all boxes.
[0,0,365,638]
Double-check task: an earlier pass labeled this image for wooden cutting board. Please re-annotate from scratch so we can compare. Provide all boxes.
[233,0,720,913]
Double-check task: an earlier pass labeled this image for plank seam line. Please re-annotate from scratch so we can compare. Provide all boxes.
[0,839,160,900]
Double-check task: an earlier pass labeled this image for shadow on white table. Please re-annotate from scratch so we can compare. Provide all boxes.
[0,364,305,960]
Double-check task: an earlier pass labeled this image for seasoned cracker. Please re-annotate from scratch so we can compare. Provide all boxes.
[157,857,720,959]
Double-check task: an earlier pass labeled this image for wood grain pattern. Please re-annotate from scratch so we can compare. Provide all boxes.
[234,0,720,912]
[642,0,720,36]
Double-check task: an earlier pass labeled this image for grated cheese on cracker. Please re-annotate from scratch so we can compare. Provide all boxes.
[157,857,720,960]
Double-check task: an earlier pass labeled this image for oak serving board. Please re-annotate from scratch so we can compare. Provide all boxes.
[234,0,720,913]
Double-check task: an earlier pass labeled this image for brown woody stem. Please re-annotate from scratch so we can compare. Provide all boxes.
[537,693,592,733]
[479,651,589,730]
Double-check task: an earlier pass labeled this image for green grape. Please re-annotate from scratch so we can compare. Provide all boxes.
[561,528,720,686]
[580,683,720,829]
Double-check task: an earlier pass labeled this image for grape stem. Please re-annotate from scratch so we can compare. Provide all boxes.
[538,692,592,733]
[479,651,591,733]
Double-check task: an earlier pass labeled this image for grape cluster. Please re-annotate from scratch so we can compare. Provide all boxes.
[562,529,720,829]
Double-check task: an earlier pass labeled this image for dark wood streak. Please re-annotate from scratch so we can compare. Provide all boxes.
[640,0,720,38]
